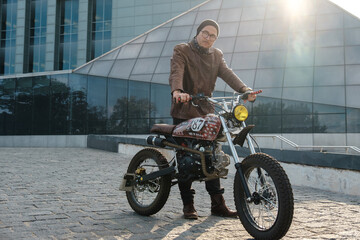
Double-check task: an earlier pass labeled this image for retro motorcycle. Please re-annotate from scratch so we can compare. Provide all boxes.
[120,90,294,240]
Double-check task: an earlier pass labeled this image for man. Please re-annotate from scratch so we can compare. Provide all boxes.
[169,19,257,219]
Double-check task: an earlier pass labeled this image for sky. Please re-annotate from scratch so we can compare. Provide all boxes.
[330,0,360,18]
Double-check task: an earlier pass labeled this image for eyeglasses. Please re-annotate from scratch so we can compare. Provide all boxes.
[201,30,217,41]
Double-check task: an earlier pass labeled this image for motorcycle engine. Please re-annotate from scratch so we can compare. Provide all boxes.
[176,151,204,182]
[212,146,230,177]
[176,141,230,181]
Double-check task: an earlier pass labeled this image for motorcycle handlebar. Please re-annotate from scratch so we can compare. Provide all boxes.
[176,90,262,103]
[191,90,262,101]
[175,93,204,103]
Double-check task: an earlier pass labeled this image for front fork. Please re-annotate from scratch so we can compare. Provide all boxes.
[219,116,256,201]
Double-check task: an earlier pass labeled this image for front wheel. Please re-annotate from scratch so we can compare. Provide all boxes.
[234,153,294,240]
[125,148,172,216]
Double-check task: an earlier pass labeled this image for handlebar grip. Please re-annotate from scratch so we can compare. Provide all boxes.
[253,89,262,94]
[190,93,204,101]
[179,96,195,101]
[241,89,262,101]
[176,95,194,103]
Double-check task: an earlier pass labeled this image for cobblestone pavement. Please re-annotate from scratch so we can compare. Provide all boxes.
[1,148,359,240]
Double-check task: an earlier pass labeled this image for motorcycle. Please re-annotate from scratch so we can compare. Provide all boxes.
[120,90,294,240]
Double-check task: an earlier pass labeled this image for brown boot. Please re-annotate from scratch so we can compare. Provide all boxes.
[183,201,198,219]
[211,194,238,218]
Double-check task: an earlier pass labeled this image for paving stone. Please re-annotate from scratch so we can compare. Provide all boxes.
[0,147,359,239]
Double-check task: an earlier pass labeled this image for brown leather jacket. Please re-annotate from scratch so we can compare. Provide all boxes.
[169,39,249,119]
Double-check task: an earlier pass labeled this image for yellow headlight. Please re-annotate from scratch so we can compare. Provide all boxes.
[233,105,248,121]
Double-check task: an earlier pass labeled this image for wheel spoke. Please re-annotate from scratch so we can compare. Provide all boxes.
[261,196,277,209]
[234,154,294,239]
[131,158,160,207]
[126,149,172,216]
[245,167,279,230]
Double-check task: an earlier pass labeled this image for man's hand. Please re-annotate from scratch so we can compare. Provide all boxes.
[243,91,258,103]
[173,90,191,103]
[247,92,257,102]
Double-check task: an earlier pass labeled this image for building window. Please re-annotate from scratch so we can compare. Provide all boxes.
[0,0,17,75]
[90,0,112,60]
[28,0,47,73]
[58,0,79,70]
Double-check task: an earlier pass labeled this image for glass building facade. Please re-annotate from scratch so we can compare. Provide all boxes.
[0,0,205,75]
[27,0,48,73]
[57,0,79,70]
[90,0,112,60]
[0,0,360,148]
[0,72,172,135]
[0,0,17,75]
[2,70,359,135]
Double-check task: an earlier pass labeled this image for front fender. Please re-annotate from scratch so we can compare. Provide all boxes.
[233,125,255,147]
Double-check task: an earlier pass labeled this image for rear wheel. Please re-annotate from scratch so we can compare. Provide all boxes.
[234,153,294,240]
[126,148,172,216]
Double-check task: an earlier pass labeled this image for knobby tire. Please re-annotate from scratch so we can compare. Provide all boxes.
[234,153,294,240]
[126,148,172,216]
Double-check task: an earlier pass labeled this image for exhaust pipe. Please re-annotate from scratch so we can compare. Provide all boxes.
[146,136,166,148]
[145,136,220,180]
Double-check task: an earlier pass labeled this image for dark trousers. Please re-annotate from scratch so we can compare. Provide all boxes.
[173,118,224,204]
[178,178,224,204]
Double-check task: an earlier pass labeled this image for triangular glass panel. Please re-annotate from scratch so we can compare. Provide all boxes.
[218,8,242,23]
[132,58,159,75]
[162,41,184,57]
[139,42,165,58]
[145,27,170,42]
[168,26,193,41]
[154,57,171,74]
[344,13,360,28]
[99,49,120,61]
[152,73,170,84]
[214,37,236,53]
[132,35,146,44]
[129,74,153,82]
[173,12,197,26]
[88,60,114,77]
[195,10,220,24]
[199,0,222,10]
[117,44,143,59]
[108,59,136,79]
[74,62,93,74]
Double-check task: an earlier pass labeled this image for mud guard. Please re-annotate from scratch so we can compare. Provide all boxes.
[233,125,255,147]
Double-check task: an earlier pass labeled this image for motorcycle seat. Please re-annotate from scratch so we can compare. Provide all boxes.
[150,124,176,135]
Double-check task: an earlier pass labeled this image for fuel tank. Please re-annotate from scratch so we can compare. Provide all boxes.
[172,114,221,141]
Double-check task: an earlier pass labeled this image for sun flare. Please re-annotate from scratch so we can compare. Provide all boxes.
[286,0,306,17]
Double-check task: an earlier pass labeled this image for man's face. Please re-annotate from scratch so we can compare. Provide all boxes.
[196,25,218,49]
